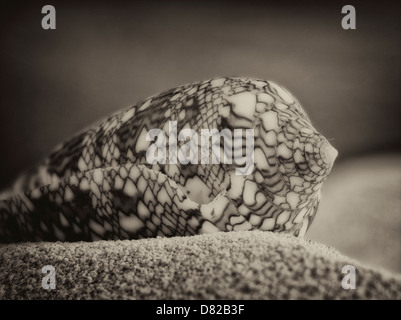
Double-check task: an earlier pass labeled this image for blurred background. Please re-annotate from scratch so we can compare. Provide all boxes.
[0,0,400,272]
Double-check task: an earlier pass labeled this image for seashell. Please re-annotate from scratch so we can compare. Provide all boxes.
[0,77,337,242]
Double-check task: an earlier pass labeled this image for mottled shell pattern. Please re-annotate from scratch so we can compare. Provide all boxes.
[0,77,337,242]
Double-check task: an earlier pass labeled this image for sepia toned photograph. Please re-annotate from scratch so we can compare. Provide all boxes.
[0,0,400,307]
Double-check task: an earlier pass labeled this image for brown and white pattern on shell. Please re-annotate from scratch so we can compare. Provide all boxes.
[0,77,337,242]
